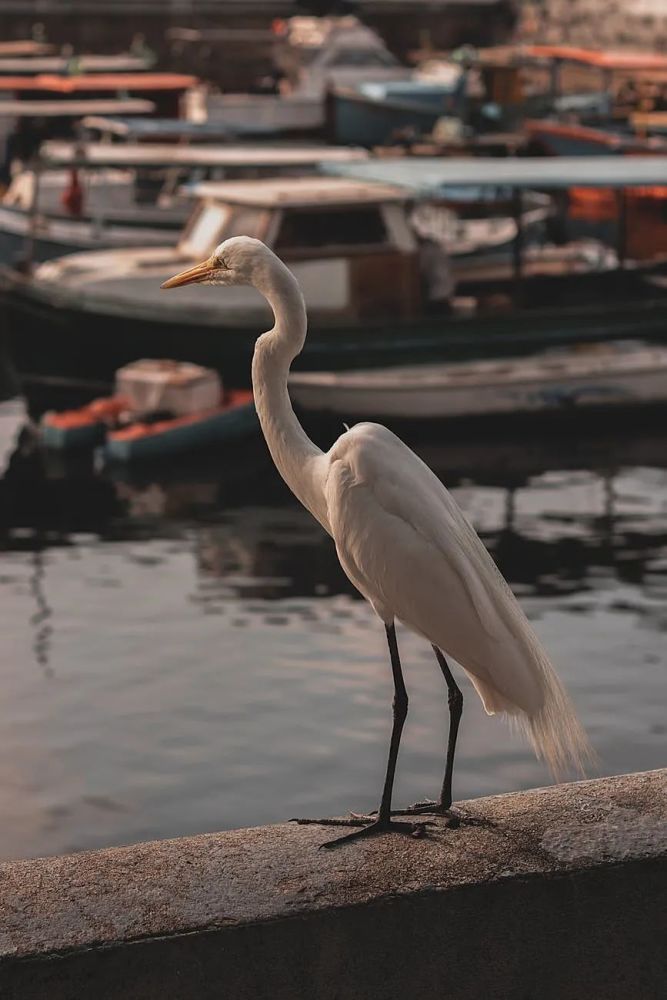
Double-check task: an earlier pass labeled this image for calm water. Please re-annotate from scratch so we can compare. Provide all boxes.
[0,399,665,861]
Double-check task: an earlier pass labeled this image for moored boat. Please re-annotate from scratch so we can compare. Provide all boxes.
[0,140,368,261]
[288,341,667,421]
[40,395,125,450]
[39,359,257,461]
[3,174,445,399]
[6,157,667,416]
[327,76,464,146]
[202,15,411,135]
[103,394,256,463]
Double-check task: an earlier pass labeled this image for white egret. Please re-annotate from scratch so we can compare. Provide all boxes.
[162,238,592,848]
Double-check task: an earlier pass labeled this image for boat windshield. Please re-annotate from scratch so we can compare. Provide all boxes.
[180,202,265,258]
[274,206,388,253]
[180,202,231,258]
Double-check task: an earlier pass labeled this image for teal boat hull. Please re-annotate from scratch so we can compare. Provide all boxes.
[329,88,444,146]
[103,404,258,463]
[40,417,106,450]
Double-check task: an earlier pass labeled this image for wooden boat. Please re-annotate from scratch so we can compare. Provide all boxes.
[0,141,367,261]
[288,342,667,421]
[6,157,667,415]
[2,174,442,396]
[203,15,410,134]
[0,172,559,397]
[327,76,464,146]
[39,360,257,460]
[0,73,198,118]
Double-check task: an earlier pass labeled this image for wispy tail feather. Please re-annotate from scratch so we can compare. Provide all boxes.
[468,646,595,780]
[519,666,595,780]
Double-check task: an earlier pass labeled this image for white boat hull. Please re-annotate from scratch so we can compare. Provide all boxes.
[205,94,323,132]
[289,345,667,420]
[0,206,176,261]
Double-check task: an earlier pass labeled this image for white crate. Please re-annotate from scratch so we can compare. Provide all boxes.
[115,359,222,416]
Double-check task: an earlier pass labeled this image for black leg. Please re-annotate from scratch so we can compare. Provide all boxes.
[294,623,431,848]
[390,645,463,820]
[377,623,408,819]
[432,645,463,811]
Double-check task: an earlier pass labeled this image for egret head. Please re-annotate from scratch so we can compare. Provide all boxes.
[161,236,273,290]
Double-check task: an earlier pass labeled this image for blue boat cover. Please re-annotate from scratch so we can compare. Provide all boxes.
[323,155,667,192]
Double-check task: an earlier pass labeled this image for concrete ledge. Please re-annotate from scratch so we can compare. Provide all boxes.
[1,770,666,999]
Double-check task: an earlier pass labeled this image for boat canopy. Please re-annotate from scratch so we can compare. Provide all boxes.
[0,98,155,118]
[0,55,150,76]
[523,45,667,73]
[464,44,667,74]
[39,141,369,170]
[178,175,414,261]
[323,156,667,192]
[0,41,53,57]
[0,73,197,93]
[80,115,273,141]
[185,175,407,207]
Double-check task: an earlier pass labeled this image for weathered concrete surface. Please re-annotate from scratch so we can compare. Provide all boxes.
[0,769,665,999]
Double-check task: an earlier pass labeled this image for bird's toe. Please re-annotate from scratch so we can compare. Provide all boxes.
[320,818,432,849]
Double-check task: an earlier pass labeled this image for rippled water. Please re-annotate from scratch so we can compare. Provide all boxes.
[0,400,665,861]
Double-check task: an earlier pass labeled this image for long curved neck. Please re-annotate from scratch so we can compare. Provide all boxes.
[251,260,329,531]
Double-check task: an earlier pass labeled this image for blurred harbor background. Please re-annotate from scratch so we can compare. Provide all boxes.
[1,0,666,861]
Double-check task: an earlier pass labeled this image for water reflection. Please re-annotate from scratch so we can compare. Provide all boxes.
[0,400,665,859]
[28,548,54,677]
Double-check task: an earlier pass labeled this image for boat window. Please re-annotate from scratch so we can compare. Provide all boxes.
[329,47,398,68]
[295,47,319,67]
[219,208,264,241]
[274,207,387,253]
[181,202,231,257]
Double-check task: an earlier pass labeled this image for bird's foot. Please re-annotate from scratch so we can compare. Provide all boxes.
[292,815,432,849]
[389,803,492,830]
[387,801,462,828]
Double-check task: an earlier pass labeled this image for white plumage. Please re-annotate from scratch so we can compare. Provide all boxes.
[163,236,592,847]
[324,421,589,777]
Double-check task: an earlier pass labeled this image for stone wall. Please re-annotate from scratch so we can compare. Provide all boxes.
[0,769,665,999]
[519,0,667,51]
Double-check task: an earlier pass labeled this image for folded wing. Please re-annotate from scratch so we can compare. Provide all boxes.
[324,423,592,777]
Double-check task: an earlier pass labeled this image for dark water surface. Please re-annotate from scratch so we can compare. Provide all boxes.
[1,399,665,861]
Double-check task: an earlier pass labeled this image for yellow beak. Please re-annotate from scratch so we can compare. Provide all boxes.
[161,256,219,289]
